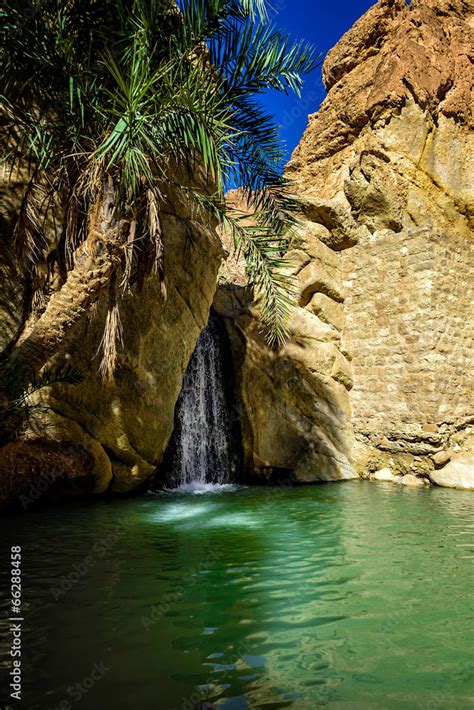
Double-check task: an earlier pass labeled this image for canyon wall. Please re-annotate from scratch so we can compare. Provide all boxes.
[220,0,473,486]
[287,0,474,482]
[43,193,223,494]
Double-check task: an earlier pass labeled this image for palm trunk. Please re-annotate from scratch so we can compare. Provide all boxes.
[6,178,123,384]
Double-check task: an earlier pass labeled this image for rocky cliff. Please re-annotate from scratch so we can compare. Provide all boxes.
[220,0,474,487]
[216,198,356,483]
[0,180,223,508]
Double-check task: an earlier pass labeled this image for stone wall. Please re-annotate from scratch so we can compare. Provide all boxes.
[342,227,474,451]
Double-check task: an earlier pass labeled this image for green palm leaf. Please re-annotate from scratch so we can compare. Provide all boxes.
[1,0,319,354]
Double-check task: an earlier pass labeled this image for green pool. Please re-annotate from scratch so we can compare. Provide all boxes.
[1,481,473,709]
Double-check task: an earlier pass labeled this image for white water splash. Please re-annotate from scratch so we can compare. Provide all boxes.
[172,482,237,494]
[170,317,234,488]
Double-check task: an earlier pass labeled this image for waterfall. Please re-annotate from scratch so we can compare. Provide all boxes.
[167,315,236,489]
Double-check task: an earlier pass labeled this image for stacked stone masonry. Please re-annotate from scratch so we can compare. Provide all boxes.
[341,228,474,439]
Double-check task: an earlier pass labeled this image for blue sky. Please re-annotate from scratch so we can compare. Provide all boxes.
[261,0,374,162]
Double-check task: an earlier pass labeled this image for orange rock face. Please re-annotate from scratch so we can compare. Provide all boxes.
[286,0,473,196]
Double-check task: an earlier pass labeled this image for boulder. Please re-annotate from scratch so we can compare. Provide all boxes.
[216,295,356,483]
[429,459,474,490]
[43,210,223,493]
[371,468,399,483]
[0,173,224,505]
[401,474,426,487]
[0,435,111,510]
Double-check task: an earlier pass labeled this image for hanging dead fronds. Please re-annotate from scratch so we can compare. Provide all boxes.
[88,299,99,322]
[64,195,89,270]
[120,218,137,292]
[31,286,47,318]
[146,187,167,301]
[96,274,123,381]
[146,188,164,272]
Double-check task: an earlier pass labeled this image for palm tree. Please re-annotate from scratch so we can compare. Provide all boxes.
[0,0,318,391]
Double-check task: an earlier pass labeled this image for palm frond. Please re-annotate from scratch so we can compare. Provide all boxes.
[0,359,84,444]
[0,359,84,407]
[1,0,320,358]
[239,0,269,22]
[22,363,84,400]
[224,212,295,347]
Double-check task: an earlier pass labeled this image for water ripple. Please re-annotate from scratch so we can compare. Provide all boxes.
[0,482,472,709]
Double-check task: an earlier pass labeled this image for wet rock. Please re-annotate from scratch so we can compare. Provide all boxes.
[0,437,110,510]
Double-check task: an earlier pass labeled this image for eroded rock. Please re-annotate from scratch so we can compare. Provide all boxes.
[43,210,223,494]
[401,474,427,487]
[216,291,356,483]
[0,180,224,506]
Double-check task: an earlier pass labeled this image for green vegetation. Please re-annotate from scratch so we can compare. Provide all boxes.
[0,363,84,445]
[0,0,318,389]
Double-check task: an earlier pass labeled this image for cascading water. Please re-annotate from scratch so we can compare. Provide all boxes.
[166,315,237,489]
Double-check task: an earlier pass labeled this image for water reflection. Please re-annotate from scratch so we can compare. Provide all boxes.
[0,482,473,709]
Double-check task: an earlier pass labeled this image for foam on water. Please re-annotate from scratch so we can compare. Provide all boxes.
[171,481,238,494]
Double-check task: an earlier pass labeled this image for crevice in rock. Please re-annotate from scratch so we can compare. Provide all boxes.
[299,284,344,309]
